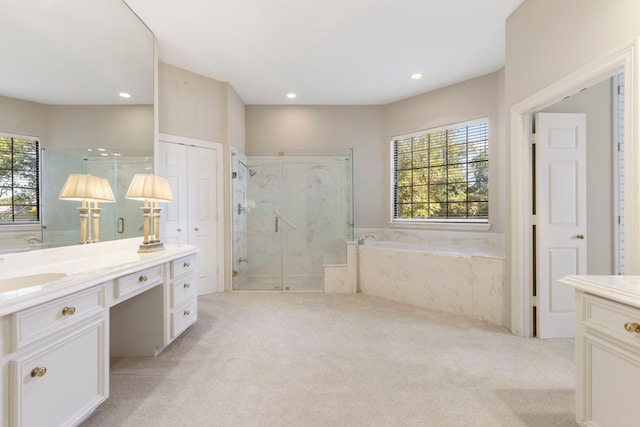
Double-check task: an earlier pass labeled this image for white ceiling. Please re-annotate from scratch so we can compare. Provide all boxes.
[125,0,524,105]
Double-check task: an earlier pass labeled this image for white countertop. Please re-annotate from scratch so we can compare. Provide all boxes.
[0,238,199,316]
[559,275,640,308]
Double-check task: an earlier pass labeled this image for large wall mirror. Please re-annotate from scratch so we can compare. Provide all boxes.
[0,0,154,253]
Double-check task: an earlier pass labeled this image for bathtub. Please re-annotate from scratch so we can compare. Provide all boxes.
[357,239,505,327]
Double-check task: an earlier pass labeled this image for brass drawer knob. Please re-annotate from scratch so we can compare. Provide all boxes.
[31,367,47,377]
[139,275,148,283]
[62,306,76,316]
[183,283,190,289]
[183,262,190,268]
[624,322,640,333]
[184,310,190,316]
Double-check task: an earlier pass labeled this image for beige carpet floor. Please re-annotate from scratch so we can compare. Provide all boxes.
[80,292,578,427]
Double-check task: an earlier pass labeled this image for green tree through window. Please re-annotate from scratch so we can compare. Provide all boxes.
[0,134,40,223]
[392,119,488,222]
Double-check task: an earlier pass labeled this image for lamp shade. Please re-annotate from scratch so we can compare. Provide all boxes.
[125,174,173,202]
[58,174,115,202]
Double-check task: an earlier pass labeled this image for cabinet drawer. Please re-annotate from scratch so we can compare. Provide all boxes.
[170,254,197,279]
[584,294,640,345]
[11,285,106,351]
[171,298,197,339]
[113,264,163,300]
[9,316,108,427]
[171,274,197,308]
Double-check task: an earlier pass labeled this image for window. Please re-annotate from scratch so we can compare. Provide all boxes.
[0,133,40,223]
[392,118,488,223]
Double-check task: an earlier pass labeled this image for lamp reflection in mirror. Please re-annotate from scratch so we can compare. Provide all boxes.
[125,174,173,252]
[58,174,115,244]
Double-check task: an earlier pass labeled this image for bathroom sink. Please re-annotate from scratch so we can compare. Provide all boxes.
[0,272,68,293]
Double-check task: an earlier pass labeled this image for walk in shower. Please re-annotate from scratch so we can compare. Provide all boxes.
[232,149,353,291]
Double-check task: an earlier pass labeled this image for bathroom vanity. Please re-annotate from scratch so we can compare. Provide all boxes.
[0,238,199,426]
[559,275,640,427]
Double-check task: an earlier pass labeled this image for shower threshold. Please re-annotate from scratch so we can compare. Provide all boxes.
[233,275,324,292]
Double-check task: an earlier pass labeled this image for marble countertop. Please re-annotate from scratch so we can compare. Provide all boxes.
[0,238,199,316]
[559,275,640,308]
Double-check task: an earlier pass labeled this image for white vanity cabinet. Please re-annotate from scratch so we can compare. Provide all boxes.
[0,241,199,427]
[8,284,109,427]
[559,275,640,427]
[10,315,108,427]
[168,254,198,339]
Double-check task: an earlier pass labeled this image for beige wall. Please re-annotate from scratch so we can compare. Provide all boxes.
[48,105,153,152]
[157,62,247,149]
[0,95,49,141]
[506,0,640,108]
[541,78,614,275]
[0,95,153,152]
[245,105,385,228]
[227,85,246,153]
[158,62,227,142]
[246,71,504,231]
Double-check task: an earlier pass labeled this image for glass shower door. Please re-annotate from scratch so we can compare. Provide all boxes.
[280,158,324,291]
[244,158,283,290]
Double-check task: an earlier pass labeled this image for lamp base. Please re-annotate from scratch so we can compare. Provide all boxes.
[137,242,165,253]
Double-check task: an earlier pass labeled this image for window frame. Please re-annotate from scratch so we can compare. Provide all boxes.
[0,131,41,225]
[389,117,490,228]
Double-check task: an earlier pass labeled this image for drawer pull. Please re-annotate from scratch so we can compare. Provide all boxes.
[62,306,76,316]
[183,283,191,289]
[624,322,640,333]
[30,367,47,377]
[183,262,190,268]
[139,275,148,283]
[184,310,191,316]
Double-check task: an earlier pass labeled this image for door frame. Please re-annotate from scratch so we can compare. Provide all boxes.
[510,38,640,337]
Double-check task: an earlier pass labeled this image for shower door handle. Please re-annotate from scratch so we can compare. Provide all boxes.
[275,216,279,233]
[117,217,124,234]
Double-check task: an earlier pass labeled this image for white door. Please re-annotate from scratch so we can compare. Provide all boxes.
[187,145,218,295]
[536,112,587,339]
[159,142,189,245]
[158,141,219,296]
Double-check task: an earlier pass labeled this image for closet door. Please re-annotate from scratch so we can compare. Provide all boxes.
[158,139,219,295]
[187,145,218,295]
[159,142,189,245]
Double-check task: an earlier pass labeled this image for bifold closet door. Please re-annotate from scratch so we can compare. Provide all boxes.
[159,141,218,295]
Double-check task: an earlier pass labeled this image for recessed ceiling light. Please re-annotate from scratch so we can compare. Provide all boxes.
[411,73,424,80]
[286,92,297,99]
[97,148,106,152]
[119,92,131,98]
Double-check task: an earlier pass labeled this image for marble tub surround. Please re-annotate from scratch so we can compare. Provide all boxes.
[356,230,505,327]
[355,228,505,257]
[324,241,357,293]
[0,237,198,315]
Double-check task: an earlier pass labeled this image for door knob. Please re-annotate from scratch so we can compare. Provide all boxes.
[177,228,182,232]
[194,227,200,231]
[576,234,585,239]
